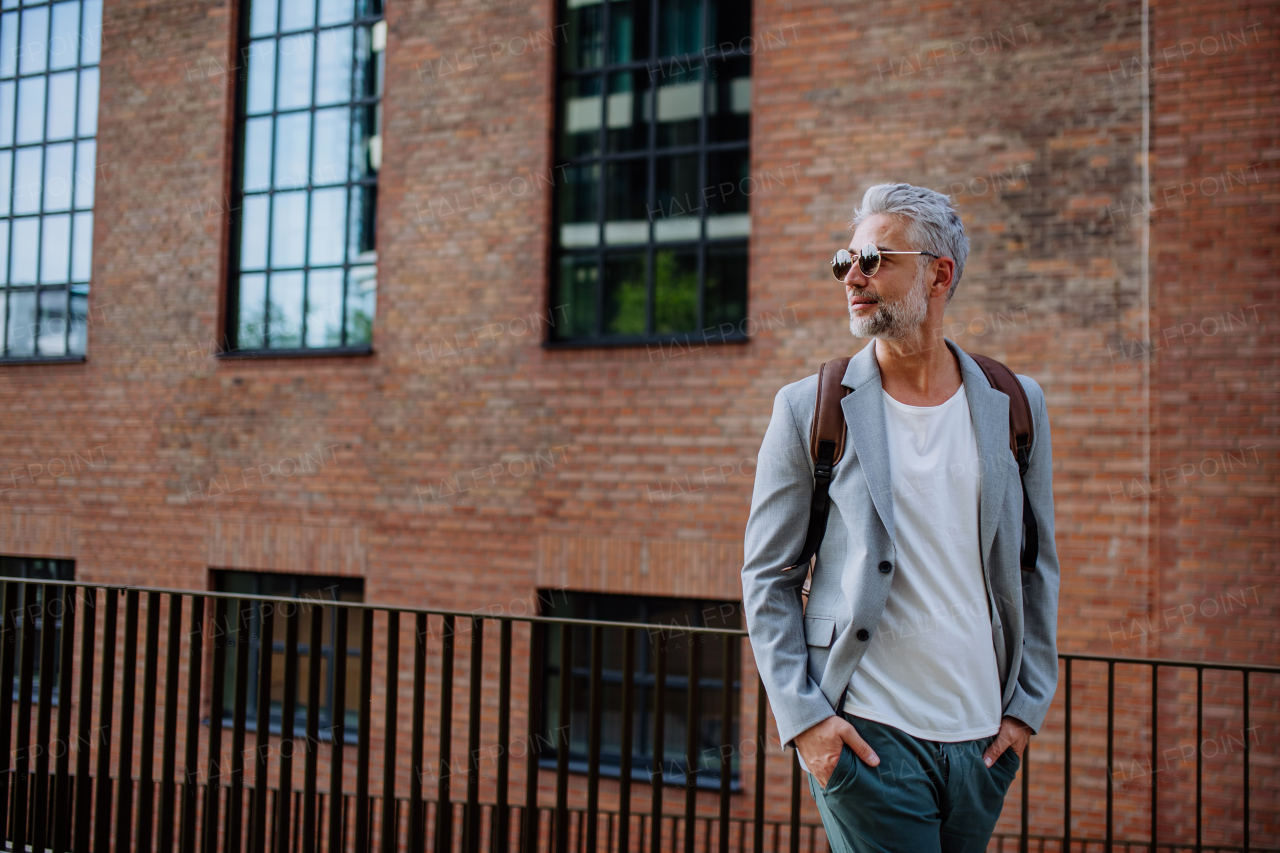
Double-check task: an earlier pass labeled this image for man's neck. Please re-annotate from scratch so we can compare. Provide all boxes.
[873,333,963,407]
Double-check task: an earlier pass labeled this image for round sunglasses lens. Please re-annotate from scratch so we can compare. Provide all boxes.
[858,244,881,277]
[831,249,854,280]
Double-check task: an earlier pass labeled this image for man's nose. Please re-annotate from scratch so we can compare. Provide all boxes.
[842,258,870,287]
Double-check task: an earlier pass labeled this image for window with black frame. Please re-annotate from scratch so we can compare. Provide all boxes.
[0,0,101,362]
[0,556,74,701]
[551,0,751,345]
[540,590,741,788]
[227,0,384,354]
[213,569,363,742]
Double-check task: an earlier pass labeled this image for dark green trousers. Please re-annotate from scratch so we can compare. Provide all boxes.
[808,713,1020,853]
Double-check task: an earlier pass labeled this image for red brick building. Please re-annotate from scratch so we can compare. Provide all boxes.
[0,0,1275,848]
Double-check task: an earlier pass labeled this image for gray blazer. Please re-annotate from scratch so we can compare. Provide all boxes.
[741,338,1060,748]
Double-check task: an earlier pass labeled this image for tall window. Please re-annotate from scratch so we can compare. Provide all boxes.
[551,0,751,345]
[0,0,101,361]
[228,0,384,354]
[541,590,741,788]
[1,556,74,700]
[214,569,364,742]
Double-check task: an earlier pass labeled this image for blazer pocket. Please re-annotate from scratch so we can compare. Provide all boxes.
[804,616,835,648]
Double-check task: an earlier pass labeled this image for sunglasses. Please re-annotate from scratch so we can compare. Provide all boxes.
[831,243,942,280]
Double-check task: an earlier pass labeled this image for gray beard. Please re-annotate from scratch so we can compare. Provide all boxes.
[848,268,929,340]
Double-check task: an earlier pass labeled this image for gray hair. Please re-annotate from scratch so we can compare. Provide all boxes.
[850,183,970,302]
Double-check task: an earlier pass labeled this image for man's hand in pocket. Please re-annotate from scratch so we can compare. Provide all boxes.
[793,715,879,789]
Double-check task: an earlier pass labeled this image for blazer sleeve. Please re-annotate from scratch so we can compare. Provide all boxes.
[741,385,839,747]
[1003,375,1061,734]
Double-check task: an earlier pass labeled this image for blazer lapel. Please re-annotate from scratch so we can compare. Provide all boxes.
[838,342,895,542]
[946,339,1011,568]
[837,339,1011,565]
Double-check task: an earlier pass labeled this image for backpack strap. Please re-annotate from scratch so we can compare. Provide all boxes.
[785,357,851,573]
[967,353,1039,571]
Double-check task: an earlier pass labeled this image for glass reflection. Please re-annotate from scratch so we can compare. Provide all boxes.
[658,0,700,56]
[603,252,647,334]
[43,143,73,212]
[306,268,344,347]
[707,55,749,142]
[74,140,94,208]
[7,289,35,354]
[245,40,277,115]
[561,0,603,72]
[270,190,307,268]
[269,270,304,347]
[273,111,311,189]
[558,74,603,160]
[242,117,273,192]
[606,71,649,152]
[37,287,66,355]
[557,255,598,337]
[45,72,75,140]
[312,107,350,185]
[0,82,14,145]
[238,273,267,349]
[71,212,90,280]
[16,76,45,144]
[345,264,375,345]
[704,243,746,330]
[77,67,97,136]
[280,0,315,32]
[19,6,48,75]
[49,3,81,69]
[653,61,701,147]
[309,187,347,266]
[319,0,356,26]
[277,32,315,111]
[9,216,35,283]
[315,27,354,105]
[240,196,269,270]
[68,284,86,355]
[654,248,697,333]
[609,0,651,64]
[40,214,71,283]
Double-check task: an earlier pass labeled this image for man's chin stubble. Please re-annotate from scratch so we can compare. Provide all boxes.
[849,310,902,340]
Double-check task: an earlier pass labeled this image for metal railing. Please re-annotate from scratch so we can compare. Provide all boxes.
[0,580,1274,853]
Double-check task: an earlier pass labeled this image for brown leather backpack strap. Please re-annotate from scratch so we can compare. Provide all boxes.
[809,356,852,466]
[968,353,1034,473]
[968,352,1039,572]
[786,357,852,573]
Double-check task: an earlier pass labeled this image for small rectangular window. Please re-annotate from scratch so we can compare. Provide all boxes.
[540,589,742,789]
[0,555,74,701]
[227,0,384,354]
[213,568,364,742]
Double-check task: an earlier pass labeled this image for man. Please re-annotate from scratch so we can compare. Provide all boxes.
[741,183,1059,852]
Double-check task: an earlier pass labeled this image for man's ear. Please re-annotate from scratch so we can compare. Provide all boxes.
[929,257,955,299]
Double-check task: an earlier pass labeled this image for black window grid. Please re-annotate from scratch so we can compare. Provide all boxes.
[212,568,364,744]
[0,0,99,363]
[549,0,751,346]
[225,0,383,356]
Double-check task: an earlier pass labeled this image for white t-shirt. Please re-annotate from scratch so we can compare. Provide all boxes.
[842,383,1003,742]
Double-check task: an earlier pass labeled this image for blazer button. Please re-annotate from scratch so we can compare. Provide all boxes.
[878,561,892,573]
[856,629,870,641]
